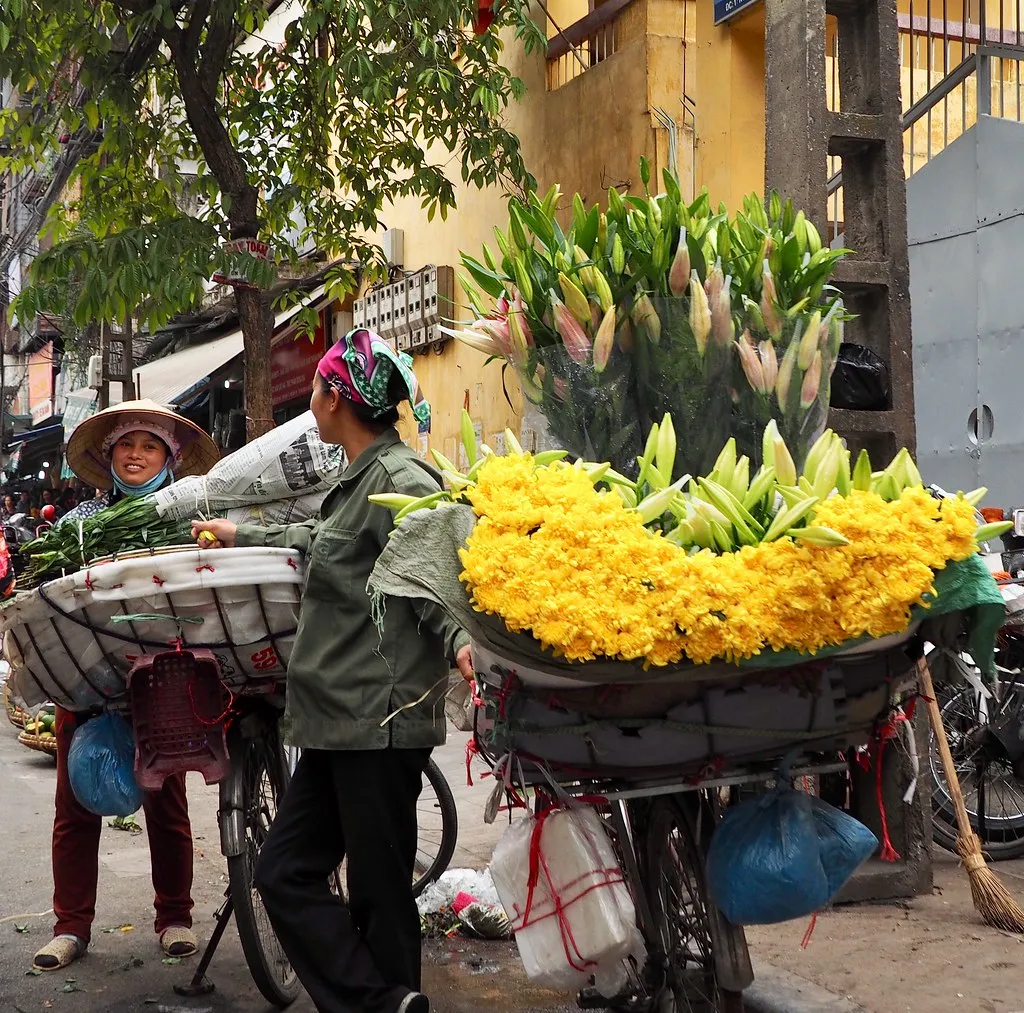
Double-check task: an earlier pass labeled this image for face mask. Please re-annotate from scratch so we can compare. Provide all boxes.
[112,464,174,498]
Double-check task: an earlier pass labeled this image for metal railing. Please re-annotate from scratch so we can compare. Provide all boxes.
[544,0,637,91]
[826,0,1024,241]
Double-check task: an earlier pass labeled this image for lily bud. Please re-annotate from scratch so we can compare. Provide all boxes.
[711,275,735,346]
[688,271,712,357]
[775,338,800,416]
[797,310,821,369]
[612,234,625,275]
[705,259,725,305]
[507,306,530,369]
[774,434,798,486]
[593,306,616,372]
[758,340,779,390]
[552,295,592,364]
[511,292,534,347]
[632,293,662,343]
[735,334,767,393]
[800,350,823,409]
[668,228,690,297]
[553,375,569,400]
[761,260,783,340]
[558,272,593,327]
[829,312,844,357]
[591,268,614,313]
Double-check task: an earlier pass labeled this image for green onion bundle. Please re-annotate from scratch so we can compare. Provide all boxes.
[19,495,192,589]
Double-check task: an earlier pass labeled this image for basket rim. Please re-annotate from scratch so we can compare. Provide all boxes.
[17,729,58,754]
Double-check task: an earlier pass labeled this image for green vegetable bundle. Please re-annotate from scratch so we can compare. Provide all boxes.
[19,496,192,589]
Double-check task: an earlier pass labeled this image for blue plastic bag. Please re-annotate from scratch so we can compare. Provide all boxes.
[68,713,144,818]
[706,783,878,925]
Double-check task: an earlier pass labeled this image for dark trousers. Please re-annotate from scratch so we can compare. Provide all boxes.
[53,707,194,944]
[254,747,430,1013]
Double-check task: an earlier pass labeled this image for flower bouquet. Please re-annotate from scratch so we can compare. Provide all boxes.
[453,162,849,479]
[370,412,1007,679]
[368,415,1007,771]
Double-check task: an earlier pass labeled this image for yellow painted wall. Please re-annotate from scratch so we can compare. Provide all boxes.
[694,0,765,214]
[383,0,694,459]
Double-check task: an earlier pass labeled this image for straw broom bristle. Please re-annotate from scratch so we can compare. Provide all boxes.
[956,832,1024,933]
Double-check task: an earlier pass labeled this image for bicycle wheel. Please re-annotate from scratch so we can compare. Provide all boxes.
[414,757,458,895]
[931,672,1024,860]
[645,797,742,1013]
[224,725,302,1008]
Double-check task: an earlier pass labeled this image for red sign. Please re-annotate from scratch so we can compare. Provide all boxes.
[271,312,327,408]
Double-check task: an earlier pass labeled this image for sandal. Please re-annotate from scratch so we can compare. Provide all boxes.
[160,925,198,958]
[33,935,85,972]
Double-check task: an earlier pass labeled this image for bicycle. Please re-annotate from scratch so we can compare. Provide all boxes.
[177,702,460,1007]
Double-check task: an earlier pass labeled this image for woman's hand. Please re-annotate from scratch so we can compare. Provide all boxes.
[455,643,474,683]
[191,519,238,549]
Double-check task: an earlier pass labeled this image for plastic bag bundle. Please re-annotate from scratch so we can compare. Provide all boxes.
[830,343,889,411]
[489,805,646,995]
[68,712,144,817]
[706,784,877,925]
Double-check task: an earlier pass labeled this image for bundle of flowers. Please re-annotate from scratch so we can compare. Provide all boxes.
[453,163,849,478]
[372,413,1009,669]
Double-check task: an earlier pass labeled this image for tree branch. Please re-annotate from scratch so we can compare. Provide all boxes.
[198,5,234,95]
[182,0,212,60]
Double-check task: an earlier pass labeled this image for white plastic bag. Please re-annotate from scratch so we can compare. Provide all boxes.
[489,805,645,995]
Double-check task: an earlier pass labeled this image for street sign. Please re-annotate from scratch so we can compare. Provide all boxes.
[715,0,760,25]
[212,237,271,288]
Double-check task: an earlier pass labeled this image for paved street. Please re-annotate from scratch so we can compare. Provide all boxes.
[6,719,1024,1013]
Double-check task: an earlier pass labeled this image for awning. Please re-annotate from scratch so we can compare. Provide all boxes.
[134,327,244,406]
[6,420,64,475]
[63,284,330,422]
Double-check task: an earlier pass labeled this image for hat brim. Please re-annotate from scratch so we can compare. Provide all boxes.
[66,399,220,490]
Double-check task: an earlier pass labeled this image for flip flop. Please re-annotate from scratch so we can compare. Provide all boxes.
[160,925,198,958]
[33,935,85,972]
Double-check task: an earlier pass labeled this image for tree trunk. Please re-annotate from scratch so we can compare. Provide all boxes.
[236,286,275,440]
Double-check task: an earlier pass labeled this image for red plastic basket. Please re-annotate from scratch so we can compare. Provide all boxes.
[127,648,231,791]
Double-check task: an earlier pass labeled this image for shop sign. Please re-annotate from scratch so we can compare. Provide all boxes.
[714,0,759,24]
[271,311,327,408]
[28,342,54,426]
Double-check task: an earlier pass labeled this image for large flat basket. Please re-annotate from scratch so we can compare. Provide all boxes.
[0,546,303,712]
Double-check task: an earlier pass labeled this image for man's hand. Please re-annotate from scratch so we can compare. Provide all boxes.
[191,519,238,549]
[455,643,474,683]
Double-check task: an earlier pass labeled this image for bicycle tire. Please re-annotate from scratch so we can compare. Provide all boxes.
[644,796,742,1013]
[224,726,302,1008]
[931,675,1024,861]
[413,757,458,896]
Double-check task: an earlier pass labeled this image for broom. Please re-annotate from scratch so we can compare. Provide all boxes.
[918,657,1024,932]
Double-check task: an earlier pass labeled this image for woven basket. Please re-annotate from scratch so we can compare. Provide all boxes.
[17,729,57,756]
[4,682,29,729]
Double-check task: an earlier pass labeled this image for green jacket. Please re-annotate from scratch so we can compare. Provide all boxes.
[236,429,468,751]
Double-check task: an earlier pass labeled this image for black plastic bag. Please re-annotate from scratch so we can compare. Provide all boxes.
[830,343,889,411]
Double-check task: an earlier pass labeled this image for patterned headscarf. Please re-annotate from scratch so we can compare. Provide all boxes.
[317,328,430,427]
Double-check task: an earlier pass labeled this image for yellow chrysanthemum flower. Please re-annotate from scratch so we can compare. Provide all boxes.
[458,456,980,667]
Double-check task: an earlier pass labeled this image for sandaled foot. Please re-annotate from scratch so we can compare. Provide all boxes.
[33,935,85,972]
[160,925,198,958]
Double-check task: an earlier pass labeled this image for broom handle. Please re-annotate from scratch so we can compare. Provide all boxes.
[918,657,976,842]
